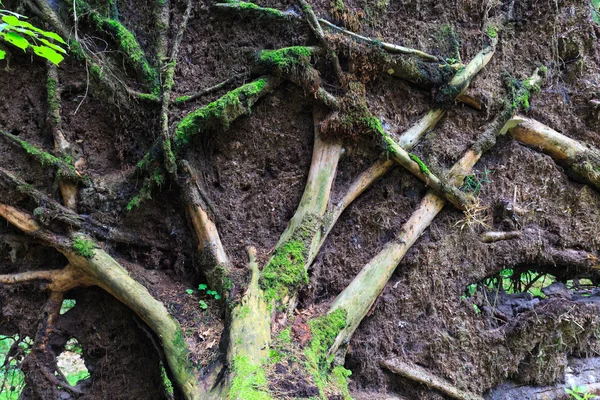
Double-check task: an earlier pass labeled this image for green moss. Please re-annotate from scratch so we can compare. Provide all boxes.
[278,328,291,343]
[174,78,269,146]
[361,116,385,135]
[73,238,97,258]
[76,0,158,91]
[259,46,312,70]
[138,93,160,102]
[239,305,250,319]
[230,356,271,400]
[409,153,430,175]
[153,169,166,186]
[486,25,498,38]
[229,1,285,17]
[175,95,191,103]
[330,366,352,400]
[46,76,60,118]
[304,309,348,394]
[89,64,103,79]
[260,240,307,304]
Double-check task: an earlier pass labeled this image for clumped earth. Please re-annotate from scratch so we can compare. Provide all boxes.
[0,0,600,398]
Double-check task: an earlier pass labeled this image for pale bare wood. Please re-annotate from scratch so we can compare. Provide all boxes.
[381,358,485,400]
[509,116,600,191]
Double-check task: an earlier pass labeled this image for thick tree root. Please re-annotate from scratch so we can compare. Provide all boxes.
[0,204,203,399]
[381,358,484,400]
[509,116,600,191]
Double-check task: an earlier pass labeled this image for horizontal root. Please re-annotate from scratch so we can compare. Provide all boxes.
[381,358,484,400]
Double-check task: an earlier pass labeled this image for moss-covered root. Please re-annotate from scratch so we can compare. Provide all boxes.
[259,111,341,308]
[213,1,296,19]
[509,117,600,191]
[222,247,271,400]
[380,124,470,210]
[74,0,158,91]
[381,358,484,400]
[65,249,203,399]
[0,130,87,186]
[46,64,78,210]
[158,0,194,175]
[433,37,497,108]
[174,76,280,148]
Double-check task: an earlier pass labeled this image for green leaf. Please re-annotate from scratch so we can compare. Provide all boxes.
[0,49,4,59]
[185,289,194,295]
[32,45,64,65]
[198,284,207,291]
[198,300,208,310]
[39,37,67,54]
[214,294,221,300]
[2,31,28,51]
[2,15,34,30]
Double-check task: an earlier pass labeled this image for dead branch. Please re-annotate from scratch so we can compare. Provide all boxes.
[381,358,484,400]
[509,116,600,191]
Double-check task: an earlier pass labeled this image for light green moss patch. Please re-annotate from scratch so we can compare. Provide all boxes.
[73,238,97,258]
[174,78,269,146]
[230,356,271,400]
[260,240,307,304]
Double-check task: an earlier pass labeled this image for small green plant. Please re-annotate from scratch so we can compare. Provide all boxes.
[198,284,221,300]
[72,238,97,259]
[198,300,208,310]
[185,289,194,295]
[60,299,76,315]
[461,167,492,194]
[565,385,595,400]
[0,2,67,65]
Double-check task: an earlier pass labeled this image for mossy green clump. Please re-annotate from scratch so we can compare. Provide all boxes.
[0,131,84,183]
[409,153,430,175]
[260,240,308,304]
[175,95,191,104]
[330,366,352,400]
[278,328,292,343]
[174,78,270,147]
[230,356,271,400]
[46,76,60,121]
[259,46,312,71]
[73,237,97,258]
[486,25,498,38]
[304,309,348,394]
[361,116,385,136]
[226,1,285,18]
[75,0,158,92]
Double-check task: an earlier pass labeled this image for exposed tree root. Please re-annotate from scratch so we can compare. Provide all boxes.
[509,116,600,191]
[0,130,86,185]
[173,73,245,105]
[46,64,79,210]
[181,160,231,294]
[159,0,194,176]
[480,231,522,243]
[381,358,484,400]
[0,203,202,399]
